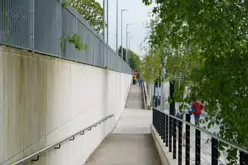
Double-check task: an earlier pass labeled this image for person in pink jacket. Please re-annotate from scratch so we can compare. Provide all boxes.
[191,100,204,126]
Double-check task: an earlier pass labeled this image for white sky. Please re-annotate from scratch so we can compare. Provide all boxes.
[96,0,154,56]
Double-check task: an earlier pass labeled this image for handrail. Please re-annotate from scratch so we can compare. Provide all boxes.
[11,114,114,165]
[153,108,248,154]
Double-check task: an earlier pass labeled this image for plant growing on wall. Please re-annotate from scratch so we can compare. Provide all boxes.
[60,34,88,52]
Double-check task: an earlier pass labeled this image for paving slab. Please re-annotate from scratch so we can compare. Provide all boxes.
[84,134,161,165]
[125,85,144,109]
[84,86,162,165]
[113,109,152,134]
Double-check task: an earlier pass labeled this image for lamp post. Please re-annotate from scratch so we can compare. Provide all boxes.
[107,0,109,43]
[116,0,119,53]
[121,9,127,60]
[126,24,131,62]
[103,0,105,41]
[103,0,109,42]
[128,35,131,64]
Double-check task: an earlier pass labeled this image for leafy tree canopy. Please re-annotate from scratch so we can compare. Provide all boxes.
[143,0,248,163]
[65,0,104,33]
[118,46,141,74]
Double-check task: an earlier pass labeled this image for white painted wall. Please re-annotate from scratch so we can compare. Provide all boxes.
[0,46,132,165]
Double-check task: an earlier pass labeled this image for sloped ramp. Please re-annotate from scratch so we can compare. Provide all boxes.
[125,85,144,109]
[84,134,161,165]
[84,109,162,165]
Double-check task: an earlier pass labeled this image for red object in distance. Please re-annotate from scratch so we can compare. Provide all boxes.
[133,72,138,76]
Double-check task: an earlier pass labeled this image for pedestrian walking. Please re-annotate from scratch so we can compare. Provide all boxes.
[191,99,204,126]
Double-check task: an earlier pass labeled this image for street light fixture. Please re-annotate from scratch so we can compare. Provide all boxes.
[121,9,128,60]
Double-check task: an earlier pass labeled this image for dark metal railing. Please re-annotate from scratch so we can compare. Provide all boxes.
[152,108,248,165]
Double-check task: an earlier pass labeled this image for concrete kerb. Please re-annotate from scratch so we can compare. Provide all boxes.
[151,125,177,165]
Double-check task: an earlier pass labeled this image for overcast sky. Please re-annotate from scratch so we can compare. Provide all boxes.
[96,0,154,56]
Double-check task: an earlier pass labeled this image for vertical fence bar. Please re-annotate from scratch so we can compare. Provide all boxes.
[165,115,169,147]
[195,129,201,165]
[169,116,172,152]
[173,118,177,159]
[178,120,183,165]
[159,111,163,139]
[0,0,2,44]
[185,114,190,165]
[75,10,78,61]
[152,108,155,126]
[157,110,161,135]
[30,0,35,51]
[240,151,248,165]
[212,137,219,165]
[162,113,165,142]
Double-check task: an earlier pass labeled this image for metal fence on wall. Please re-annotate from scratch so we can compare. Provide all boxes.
[0,0,132,74]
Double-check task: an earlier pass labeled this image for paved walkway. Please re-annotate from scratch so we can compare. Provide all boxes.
[84,85,161,165]
[125,85,144,109]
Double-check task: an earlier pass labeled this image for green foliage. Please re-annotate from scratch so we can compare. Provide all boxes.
[61,34,88,52]
[63,0,70,7]
[129,51,141,73]
[64,0,104,33]
[67,34,88,51]
[60,37,67,52]
[143,0,248,163]
[118,46,141,73]
[141,54,161,83]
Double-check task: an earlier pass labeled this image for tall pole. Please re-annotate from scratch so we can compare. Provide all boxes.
[116,0,119,53]
[128,35,131,64]
[121,9,127,60]
[126,24,131,62]
[103,0,105,41]
[107,0,109,43]
[126,26,128,62]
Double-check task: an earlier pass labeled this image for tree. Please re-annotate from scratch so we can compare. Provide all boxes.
[129,51,141,73]
[118,46,141,73]
[141,48,161,83]
[143,0,248,163]
[65,0,104,33]
[118,46,127,61]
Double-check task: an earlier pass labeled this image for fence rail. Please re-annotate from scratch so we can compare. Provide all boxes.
[152,108,248,165]
[0,0,132,74]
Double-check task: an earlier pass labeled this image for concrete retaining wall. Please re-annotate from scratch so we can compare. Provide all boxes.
[0,46,132,165]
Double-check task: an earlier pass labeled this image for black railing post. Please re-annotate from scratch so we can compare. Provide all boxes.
[195,129,201,165]
[173,118,177,159]
[158,111,163,138]
[212,137,219,165]
[240,151,248,165]
[165,115,169,147]
[169,81,175,153]
[162,113,165,142]
[178,120,183,165]
[152,108,155,126]
[157,110,160,135]
[169,116,172,152]
[185,114,191,165]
